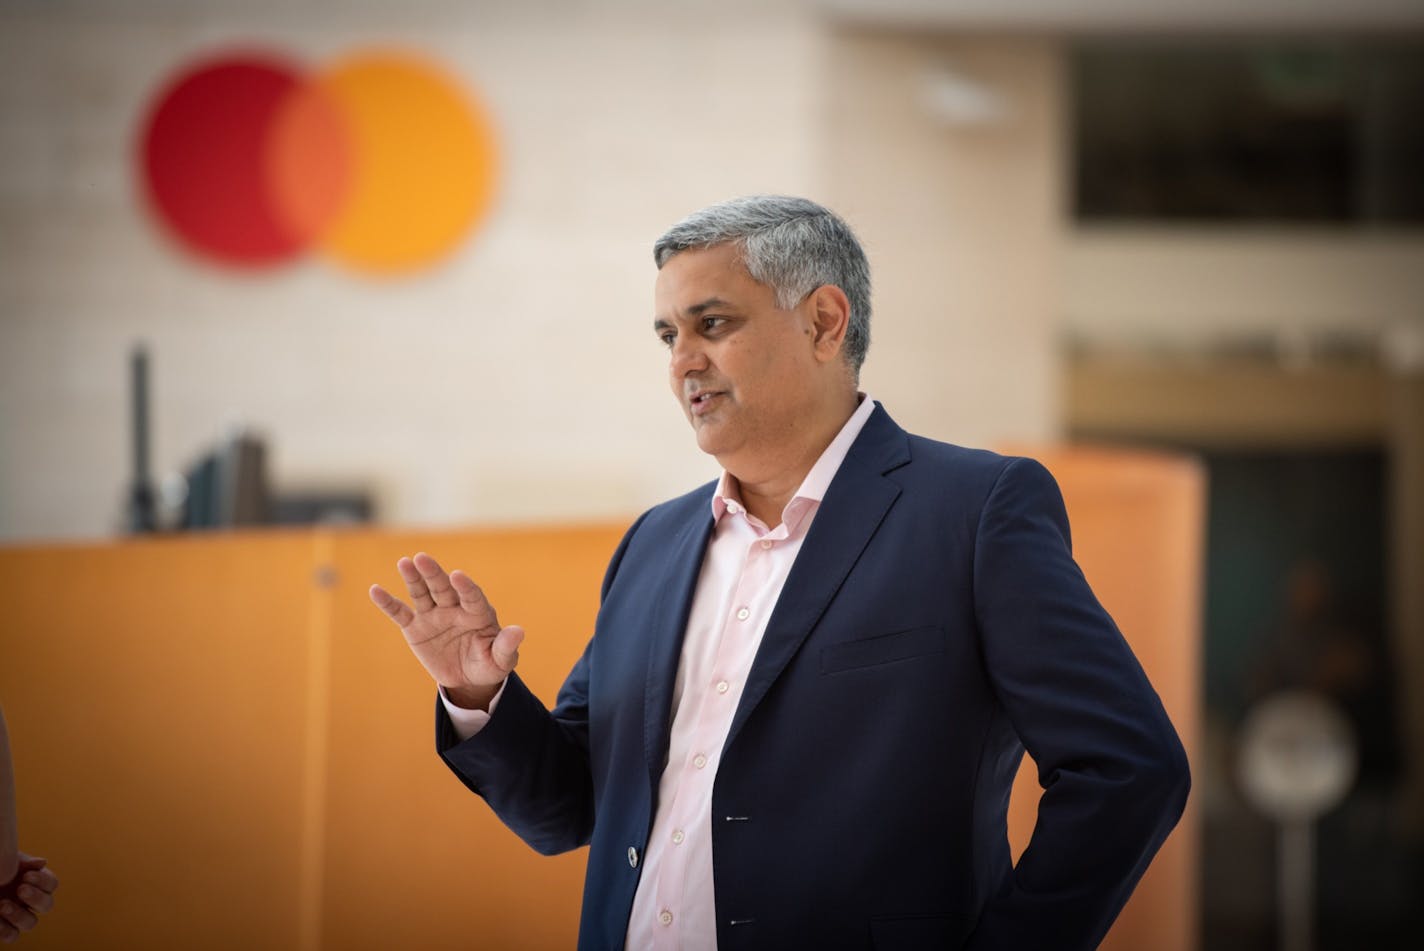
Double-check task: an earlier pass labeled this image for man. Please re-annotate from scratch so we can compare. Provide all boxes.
[369,196,1189,950]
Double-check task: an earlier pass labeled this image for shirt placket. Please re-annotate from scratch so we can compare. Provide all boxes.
[649,515,778,949]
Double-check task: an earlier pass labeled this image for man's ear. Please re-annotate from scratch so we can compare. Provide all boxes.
[807,284,851,364]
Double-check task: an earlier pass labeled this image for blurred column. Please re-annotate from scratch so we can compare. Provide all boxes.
[1385,321,1424,833]
[822,33,1064,449]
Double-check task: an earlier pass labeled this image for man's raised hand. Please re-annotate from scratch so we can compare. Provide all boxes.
[368,552,525,711]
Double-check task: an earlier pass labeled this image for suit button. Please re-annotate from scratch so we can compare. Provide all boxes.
[627,846,639,868]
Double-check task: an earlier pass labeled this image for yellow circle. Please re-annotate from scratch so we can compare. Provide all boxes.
[313,52,497,274]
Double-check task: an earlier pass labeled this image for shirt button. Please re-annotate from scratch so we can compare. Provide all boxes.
[716,680,730,694]
[760,539,773,550]
[694,754,708,769]
[736,606,750,621]
[659,910,674,926]
[627,847,639,868]
[672,829,685,844]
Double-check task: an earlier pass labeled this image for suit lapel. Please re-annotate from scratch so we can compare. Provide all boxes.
[724,406,912,753]
[643,496,716,789]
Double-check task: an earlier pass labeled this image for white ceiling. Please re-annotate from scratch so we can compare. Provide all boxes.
[6,1,1423,32]
[818,0,1424,33]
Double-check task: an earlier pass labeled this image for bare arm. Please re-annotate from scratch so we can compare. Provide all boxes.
[0,706,16,887]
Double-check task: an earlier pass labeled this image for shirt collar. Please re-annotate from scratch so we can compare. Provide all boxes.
[711,394,878,528]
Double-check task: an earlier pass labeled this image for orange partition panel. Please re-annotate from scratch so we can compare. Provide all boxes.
[0,533,320,951]
[1000,446,1204,951]
[0,526,622,951]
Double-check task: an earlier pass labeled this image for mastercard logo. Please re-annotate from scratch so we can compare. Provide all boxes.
[139,50,498,275]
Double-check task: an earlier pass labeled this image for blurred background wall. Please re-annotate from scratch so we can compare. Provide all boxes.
[2,0,1422,948]
[3,1,1418,539]
[0,0,828,536]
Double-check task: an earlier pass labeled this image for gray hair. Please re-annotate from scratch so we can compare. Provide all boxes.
[653,195,871,375]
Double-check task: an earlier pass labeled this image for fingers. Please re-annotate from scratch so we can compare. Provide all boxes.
[490,625,525,673]
[412,552,460,608]
[368,584,415,628]
[378,554,488,628]
[0,900,36,935]
[19,867,56,895]
[0,857,57,939]
[16,880,53,915]
[396,557,436,612]
[450,570,494,618]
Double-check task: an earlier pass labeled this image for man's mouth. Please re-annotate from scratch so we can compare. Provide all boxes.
[688,390,724,417]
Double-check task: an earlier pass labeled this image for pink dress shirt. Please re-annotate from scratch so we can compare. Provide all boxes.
[444,396,877,950]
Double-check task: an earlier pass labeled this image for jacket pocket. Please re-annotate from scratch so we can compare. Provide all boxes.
[819,625,946,674]
[870,912,970,949]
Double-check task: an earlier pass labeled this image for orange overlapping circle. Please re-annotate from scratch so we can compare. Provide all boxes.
[140,50,498,274]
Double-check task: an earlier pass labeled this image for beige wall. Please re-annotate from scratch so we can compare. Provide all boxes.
[0,1,829,539]
[0,3,1083,542]
[1066,229,1424,348]
[4,1,1421,546]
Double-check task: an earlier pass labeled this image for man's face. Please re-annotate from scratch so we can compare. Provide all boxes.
[653,243,822,467]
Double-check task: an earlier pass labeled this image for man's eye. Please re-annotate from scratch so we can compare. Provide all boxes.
[701,316,726,332]
[658,331,676,347]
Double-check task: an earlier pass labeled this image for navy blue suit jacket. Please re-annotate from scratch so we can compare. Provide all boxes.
[438,405,1189,950]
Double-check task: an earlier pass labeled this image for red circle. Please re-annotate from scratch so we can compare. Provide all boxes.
[140,55,308,266]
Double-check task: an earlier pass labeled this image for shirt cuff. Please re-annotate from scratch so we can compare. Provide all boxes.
[438,680,507,742]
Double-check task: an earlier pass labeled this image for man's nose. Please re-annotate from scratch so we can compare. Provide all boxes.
[669,334,708,377]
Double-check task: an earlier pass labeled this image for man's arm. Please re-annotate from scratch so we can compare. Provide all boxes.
[967,457,1190,950]
[431,510,653,855]
[436,646,596,855]
[370,552,594,853]
[371,513,650,858]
